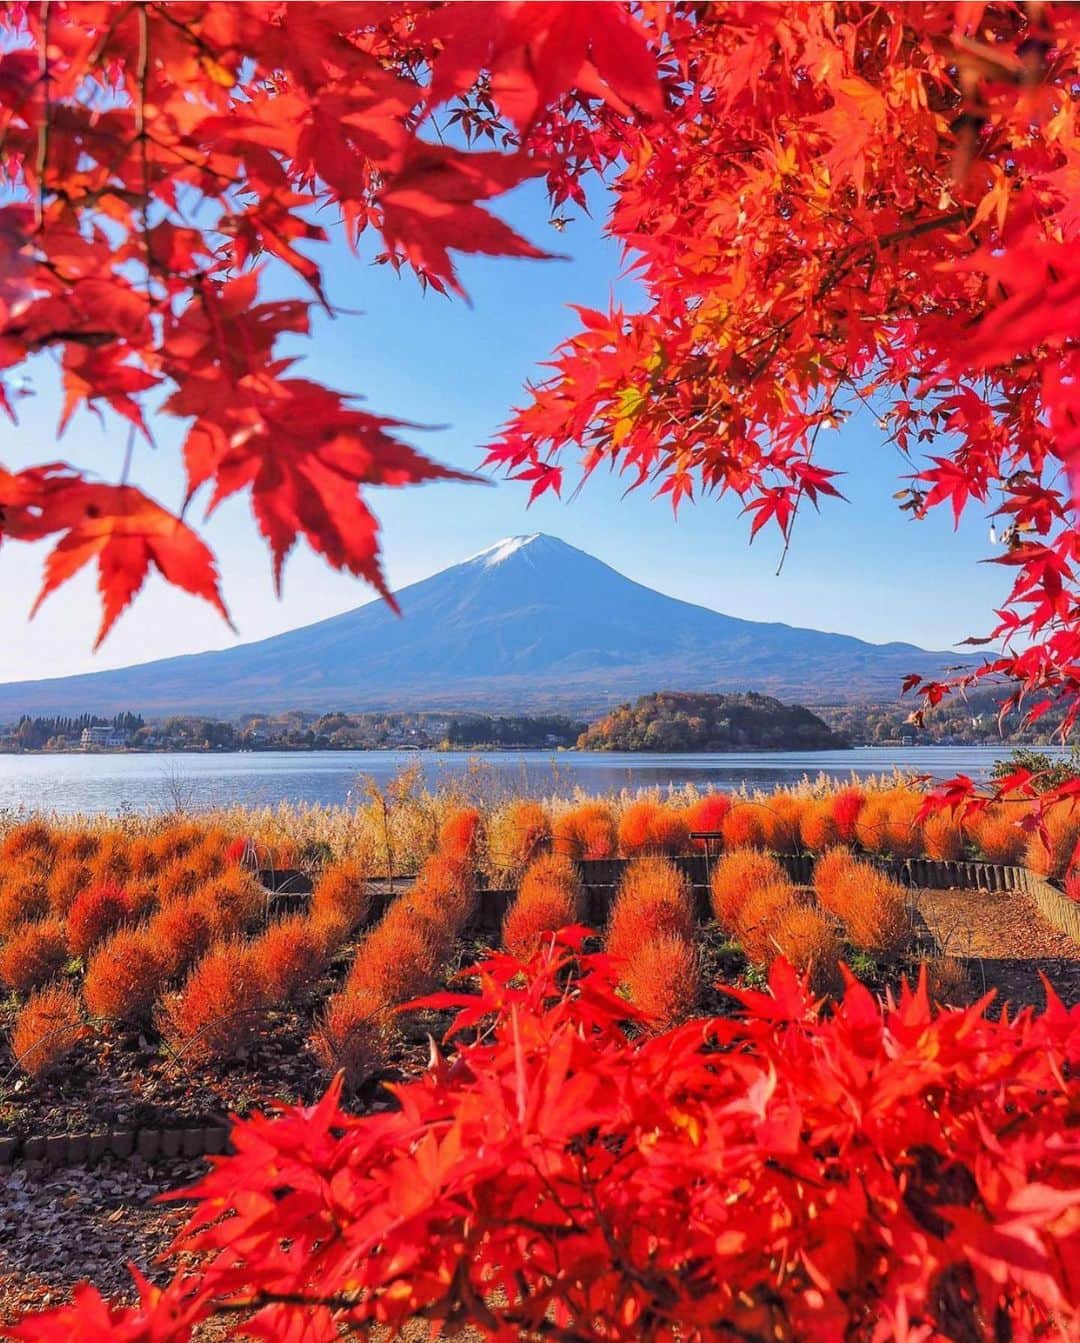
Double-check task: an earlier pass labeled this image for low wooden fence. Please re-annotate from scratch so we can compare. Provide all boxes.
[261,854,1080,943]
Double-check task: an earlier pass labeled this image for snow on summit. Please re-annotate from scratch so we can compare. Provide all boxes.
[468,534,542,568]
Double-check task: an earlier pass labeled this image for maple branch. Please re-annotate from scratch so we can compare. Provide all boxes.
[774,393,840,576]
[120,423,136,486]
[34,0,51,232]
[135,3,153,307]
[148,1,225,65]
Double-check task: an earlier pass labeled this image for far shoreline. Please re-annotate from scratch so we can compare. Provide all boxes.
[0,741,863,757]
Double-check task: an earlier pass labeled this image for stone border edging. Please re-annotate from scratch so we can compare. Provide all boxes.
[564,854,1080,942]
[1012,866,1080,942]
[0,1121,231,1168]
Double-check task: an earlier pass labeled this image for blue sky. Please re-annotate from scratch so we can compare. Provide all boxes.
[0,179,1009,685]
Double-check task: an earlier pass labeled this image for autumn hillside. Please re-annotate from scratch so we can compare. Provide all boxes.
[577,691,846,752]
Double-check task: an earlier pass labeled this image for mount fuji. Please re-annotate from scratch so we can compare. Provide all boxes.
[0,534,973,718]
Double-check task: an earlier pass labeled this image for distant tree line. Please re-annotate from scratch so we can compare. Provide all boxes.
[444,715,583,748]
[5,691,1065,755]
[816,690,1069,746]
[9,712,144,750]
[0,709,584,753]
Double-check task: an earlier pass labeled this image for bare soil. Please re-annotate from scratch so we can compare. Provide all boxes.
[913,885,1080,1009]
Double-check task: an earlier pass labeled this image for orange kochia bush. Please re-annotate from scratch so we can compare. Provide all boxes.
[65,882,132,958]
[0,918,68,994]
[9,982,83,1079]
[606,858,694,965]
[617,801,689,857]
[503,852,584,959]
[488,800,551,876]
[552,803,617,861]
[17,941,1080,1342]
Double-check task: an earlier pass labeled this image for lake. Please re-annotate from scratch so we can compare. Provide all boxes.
[0,744,1053,815]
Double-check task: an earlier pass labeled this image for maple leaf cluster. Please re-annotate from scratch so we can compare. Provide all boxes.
[0,1,657,643]
[8,933,1079,1342]
[489,1,1080,742]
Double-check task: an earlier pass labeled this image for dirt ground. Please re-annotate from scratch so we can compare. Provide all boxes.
[913,885,1080,1008]
[0,1154,197,1323]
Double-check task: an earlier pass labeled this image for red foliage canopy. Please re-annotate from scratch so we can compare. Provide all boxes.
[8,936,1079,1341]
[0,0,654,642]
[488,2,1080,740]
[4,1,1080,745]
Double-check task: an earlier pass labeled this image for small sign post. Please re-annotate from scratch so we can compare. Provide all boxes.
[689,830,724,886]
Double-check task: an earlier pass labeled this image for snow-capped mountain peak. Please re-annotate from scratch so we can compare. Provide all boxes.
[466,534,543,568]
[0,532,972,716]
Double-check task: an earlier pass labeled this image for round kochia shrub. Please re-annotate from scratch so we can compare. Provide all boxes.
[812,846,861,905]
[855,789,922,859]
[709,848,786,931]
[33,944,1080,1342]
[606,857,694,964]
[922,810,965,861]
[345,907,443,1006]
[770,905,841,992]
[83,926,170,1025]
[438,807,484,863]
[0,918,69,994]
[310,859,369,930]
[616,801,689,857]
[616,800,659,857]
[684,792,731,848]
[89,833,132,884]
[830,785,866,842]
[250,915,328,1005]
[757,794,802,852]
[66,881,132,958]
[487,799,551,877]
[1024,802,1080,880]
[733,880,797,964]
[503,853,584,959]
[193,869,266,937]
[0,870,49,937]
[720,802,767,850]
[148,900,214,978]
[311,986,393,1091]
[10,982,83,1079]
[46,858,92,916]
[62,829,101,862]
[621,932,701,1027]
[406,851,476,933]
[0,820,55,863]
[799,797,840,853]
[821,861,909,957]
[968,805,1027,864]
[158,943,268,1064]
[552,802,617,860]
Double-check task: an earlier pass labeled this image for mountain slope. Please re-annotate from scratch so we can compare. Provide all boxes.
[0,534,972,717]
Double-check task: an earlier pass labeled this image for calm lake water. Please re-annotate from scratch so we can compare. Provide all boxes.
[0,745,1056,815]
